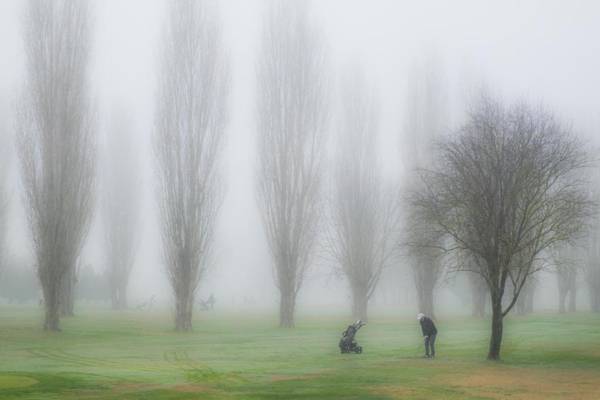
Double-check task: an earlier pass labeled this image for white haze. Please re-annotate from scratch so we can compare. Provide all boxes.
[0,0,599,314]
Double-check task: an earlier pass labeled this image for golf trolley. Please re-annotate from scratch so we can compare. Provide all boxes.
[339,320,366,354]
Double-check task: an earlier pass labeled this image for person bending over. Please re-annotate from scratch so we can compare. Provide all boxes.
[417,313,437,358]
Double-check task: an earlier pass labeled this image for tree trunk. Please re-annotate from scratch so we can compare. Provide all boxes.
[111,279,128,310]
[174,289,193,331]
[526,289,534,314]
[487,296,503,360]
[590,287,600,313]
[568,284,576,313]
[111,284,120,310]
[470,274,487,318]
[416,284,435,320]
[60,266,75,317]
[558,270,575,313]
[558,289,567,313]
[43,281,61,331]
[351,286,369,322]
[473,298,486,318]
[118,281,128,309]
[279,289,296,328]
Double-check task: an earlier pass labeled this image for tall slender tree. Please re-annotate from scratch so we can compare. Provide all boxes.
[0,104,9,281]
[325,67,399,322]
[402,56,447,318]
[257,1,330,328]
[155,0,230,331]
[551,244,579,313]
[103,109,140,310]
[585,174,600,313]
[17,0,95,331]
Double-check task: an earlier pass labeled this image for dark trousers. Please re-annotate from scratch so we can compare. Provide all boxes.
[424,334,436,357]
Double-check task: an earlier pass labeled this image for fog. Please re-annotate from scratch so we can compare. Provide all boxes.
[1,0,599,318]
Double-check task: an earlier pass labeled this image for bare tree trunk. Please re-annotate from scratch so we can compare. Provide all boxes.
[469,273,487,318]
[110,285,120,310]
[110,279,128,310]
[416,280,435,319]
[488,295,503,360]
[515,280,535,316]
[351,285,369,322]
[279,288,296,328]
[411,258,439,319]
[557,269,576,313]
[118,280,128,309]
[558,287,567,313]
[568,284,577,312]
[103,108,140,312]
[526,290,534,314]
[473,296,486,318]
[591,290,600,313]
[60,265,76,317]
[175,287,193,331]
[43,280,61,331]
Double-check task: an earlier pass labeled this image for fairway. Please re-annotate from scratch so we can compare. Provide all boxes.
[1,308,599,399]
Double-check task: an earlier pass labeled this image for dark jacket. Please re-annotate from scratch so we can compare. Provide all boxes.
[420,316,437,336]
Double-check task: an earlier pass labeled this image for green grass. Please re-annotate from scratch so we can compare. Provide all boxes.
[1,307,599,399]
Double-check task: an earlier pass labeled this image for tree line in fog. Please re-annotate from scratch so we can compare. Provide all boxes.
[1,0,599,361]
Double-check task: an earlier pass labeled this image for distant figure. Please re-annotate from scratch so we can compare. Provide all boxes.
[198,294,216,311]
[136,295,156,311]
[207,293,215,310]
[417,313,438,358]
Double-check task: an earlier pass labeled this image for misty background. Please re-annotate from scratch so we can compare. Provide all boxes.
[1,0,599,314]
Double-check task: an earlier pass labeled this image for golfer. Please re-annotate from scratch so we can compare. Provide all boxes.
[417,313,437,358]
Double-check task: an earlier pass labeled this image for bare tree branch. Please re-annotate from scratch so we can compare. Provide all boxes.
[102,107,140,310]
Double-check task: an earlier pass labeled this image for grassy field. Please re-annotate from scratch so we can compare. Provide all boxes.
[1,307,599,399]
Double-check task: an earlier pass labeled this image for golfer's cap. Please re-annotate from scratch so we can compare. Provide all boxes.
[417,313,425,321]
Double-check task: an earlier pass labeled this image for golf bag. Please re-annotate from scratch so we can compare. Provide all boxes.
[339,320,366,354]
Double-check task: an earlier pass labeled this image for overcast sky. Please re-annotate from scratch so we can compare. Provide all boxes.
[1,0,599,310]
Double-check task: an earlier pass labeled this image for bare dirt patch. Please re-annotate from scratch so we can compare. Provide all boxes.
[112,382,162,393]
[172,384,210,393]
[271,372,326,382]
[371,385,415,398]
[440,366,600,400]
[0,375,38,389]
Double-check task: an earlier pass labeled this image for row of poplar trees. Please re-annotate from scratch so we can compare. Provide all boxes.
[10,1,597,366]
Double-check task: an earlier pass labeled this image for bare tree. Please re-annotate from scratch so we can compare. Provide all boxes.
[551,244,579,313]
[457,252,488,318]
[404,209,445,319]
[585,179,600,313]
[257,2,329,328]
[586,227,600,312]
[402,56,447,318]
[17,0,95,331]
[325,67,399,322]
[468,271,488,318]
[102,109,140,310]
[155,0,230,331]
[0,105,9,281]
[513,275,536,315]
[411,92,593,360]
